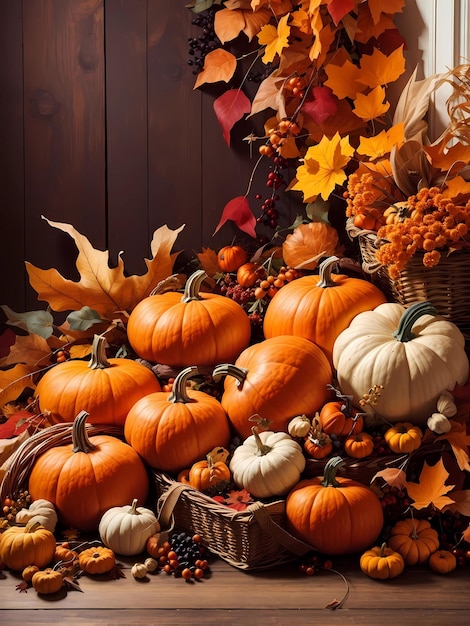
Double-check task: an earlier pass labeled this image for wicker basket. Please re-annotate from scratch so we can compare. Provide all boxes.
[150,470,314,571]
[349,222,470,341]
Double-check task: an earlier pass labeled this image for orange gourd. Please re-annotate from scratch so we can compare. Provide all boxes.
[28,411,149,532]
[384,422,423,453]
[124,366,231,473]
[303,417,333,459]
[127,270,251,367]
[236,262,265,287]
[0,521,56,571]
[35,334,161,426]
[213,335,333,438]
[360,543,405,579]
[182,454,231,491]
[263,256,386,365]
[217,245,248,272]
[78,546,116,575]
[285,456,384,555]
[319,386,364,436]
[428,549,457,574]
[343,432,374,459]
[388,518,440,566]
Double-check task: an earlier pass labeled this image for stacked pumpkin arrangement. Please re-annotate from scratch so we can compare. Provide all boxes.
[1,242,469,588]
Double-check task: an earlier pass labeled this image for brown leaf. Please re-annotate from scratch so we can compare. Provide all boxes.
[371,467,407,488]
[442,489,470,517]
[26,218,184,318]
[0,362,37,407]
[63,576,83,592]
[437,420,470,472]
[197,247,221,277]
[16,581,30,593]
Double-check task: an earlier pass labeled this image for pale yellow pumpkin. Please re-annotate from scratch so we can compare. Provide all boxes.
[98,499,160,556]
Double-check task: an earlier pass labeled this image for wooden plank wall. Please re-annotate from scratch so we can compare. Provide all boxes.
[0,0,287,315]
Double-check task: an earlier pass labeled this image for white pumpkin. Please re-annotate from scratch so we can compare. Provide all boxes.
[98,499,160,556]
[333,301,469,425]
[15,499,58,532]
[229,427,306,499]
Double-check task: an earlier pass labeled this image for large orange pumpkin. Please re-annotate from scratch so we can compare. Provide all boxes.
[126,270,251,367]
[263,256,386,365]
[124,366,231,473]
[35,334,161,426]
[28,411,149,532]
[285,456,384,555]
[213,335,332,438]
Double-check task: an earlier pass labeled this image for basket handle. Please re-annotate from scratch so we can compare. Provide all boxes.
[156,481,315,557]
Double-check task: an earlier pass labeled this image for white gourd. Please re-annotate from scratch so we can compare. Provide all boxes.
[229,427,306,499]
[98,499,160,556]
[333,302,469,425]
[15,499,58,532]
[287,414,311,438]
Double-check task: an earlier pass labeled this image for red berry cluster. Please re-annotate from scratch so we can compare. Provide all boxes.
[298,553,333,576]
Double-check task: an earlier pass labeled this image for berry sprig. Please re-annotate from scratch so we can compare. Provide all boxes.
[156,532,209,581]
[187,7,222,75]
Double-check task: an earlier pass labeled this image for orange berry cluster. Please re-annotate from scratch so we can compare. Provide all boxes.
[254,266,300,300]
[259,118,301,159]
[375,187,470,278]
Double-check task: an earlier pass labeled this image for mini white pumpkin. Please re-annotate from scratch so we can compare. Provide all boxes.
[229,427,306,499]
[99,498,160,556]
[333,301,469,425]
[287,414,311,438]
[15,499,58,533]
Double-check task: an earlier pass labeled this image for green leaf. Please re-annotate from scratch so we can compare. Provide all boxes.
[66,306,105,331]
[1,305,54,339]
[306,198,331,224]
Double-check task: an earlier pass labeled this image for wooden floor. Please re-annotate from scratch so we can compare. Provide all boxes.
[2,551,469,626]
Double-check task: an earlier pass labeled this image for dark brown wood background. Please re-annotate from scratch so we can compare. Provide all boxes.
[0,0,302,314]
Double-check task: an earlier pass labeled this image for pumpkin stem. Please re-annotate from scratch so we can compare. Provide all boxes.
[181,270,207,303]
[129,498,139,515]
[316,256,339,289]
[25,520,43,533]
[72,410,96,453]
[212,364,249,388]
[327,383,354,416]
[320,455,344,488]
[379,542,388,557]
[167,366,199,403]
[393,301,438,343]
[251,425,272,456]
[88,334,111,369]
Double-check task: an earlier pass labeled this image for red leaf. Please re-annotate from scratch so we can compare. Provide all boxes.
[213,89,251,147]
[303,86,338,125]
[327,0,355,26]
[213,196,257,238]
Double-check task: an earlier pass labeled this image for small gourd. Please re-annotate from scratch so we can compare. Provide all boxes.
[428,549,457,574]
[360,543,405,579]
[287,414,311,438]
[22,564,40,582]
[229,426,306,499]
[384,422,423,453]
[343,432,374,459]
[78,546,116,575]
[0,521,56,571]
[144,557,158,573]
[15,499,58,533]
[180,448,231,491]
[303,417,333,460]
[131,562,148,579]
[31,566,64,594]
[388,518,439,566]
[99,499,160,556]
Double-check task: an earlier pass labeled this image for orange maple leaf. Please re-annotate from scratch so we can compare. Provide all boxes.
[25,217,184,319]
[357,46,406,89]
[0,361,37,407]
[196,247,221,278]
[436,420,470,472]
[367,0,405,25]
[326,0,355,26]
[325,58,364,100]
[355,5,400,43]
[356,123,405,160]
[425,141,470,172]
[405,458,455,511]
[442,489,470,517]
[292,132,354,201]
[441,176,470,203]
[353,85,390,121]
[194,49,237,89]
[257,14,290,64]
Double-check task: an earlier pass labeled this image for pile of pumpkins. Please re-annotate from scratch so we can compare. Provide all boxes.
[1,255,469,580]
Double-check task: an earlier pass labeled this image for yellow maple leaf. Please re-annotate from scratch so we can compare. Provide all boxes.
[353,85,390,121]
[0,362,36,408]
[442,175,470,202]
[356,124,404,160]
[289,8,311,34]
[357,46,406,89]
[257,14,290,64]
[293,132,354,201]
[25,217,184,319]
[194,49,237,89]
[405,458,455,511]
[325,58,364,100]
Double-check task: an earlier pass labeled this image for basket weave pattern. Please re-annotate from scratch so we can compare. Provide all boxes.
[151,470,313,570]
[354,227,470,340]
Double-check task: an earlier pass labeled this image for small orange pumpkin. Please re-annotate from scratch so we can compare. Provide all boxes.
[343,432,374,458]
[388,518,439,566]
[428,549,457,574]
[181,450,231,491]
[218,245,248,272]
[319,387,364,436]
[236,262,266,287]
[303,417,333,459]
[78,546,116,575]
[384,422,423,453]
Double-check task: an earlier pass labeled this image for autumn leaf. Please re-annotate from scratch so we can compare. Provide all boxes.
[249,73,286,118]
[357,46,406,89]
[355,6,399,43]
[292,132,354,201]
[368,0,405,25]
[371,467,407,489]
[214,7,245,43]
[425,141,470,172]
[356,123,405,160]
[193,49,237,89]
[0,362,36,407]
[326,0,355,26]
[442,489,470,517]
[353,85,390,121]
[213,195,257,238]
[196,247,221,277]
[1,305,54,340]
[25,217,184,319]
[213,89,252,146]
[257,14,290,64]
[325,59,364,100]
[436,420,470,472]
[1,334,52,369]
[302,86,338,125]
[405,458,455,511]
[441,175,470,203]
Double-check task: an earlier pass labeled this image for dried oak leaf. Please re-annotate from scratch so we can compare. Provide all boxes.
[371,467,407,489]
[25,217,184,319]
